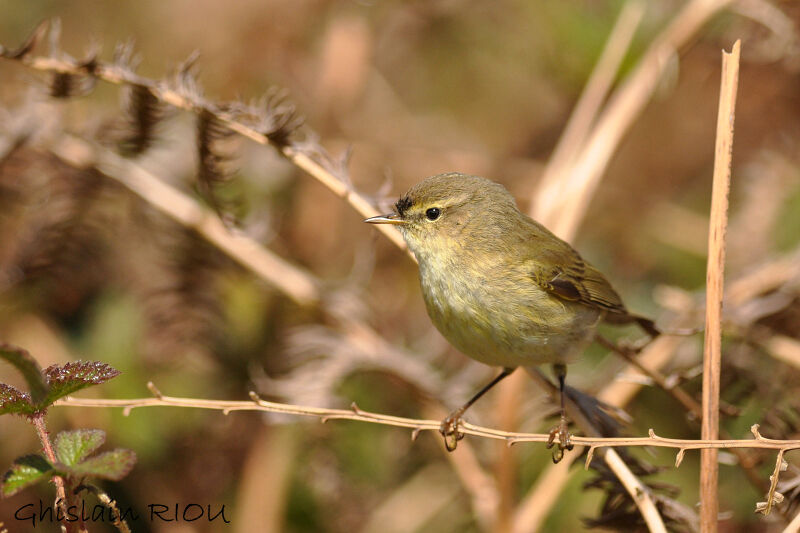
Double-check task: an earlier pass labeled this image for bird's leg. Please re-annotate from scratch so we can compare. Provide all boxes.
[546,363,574,463]
[440,367,514,451]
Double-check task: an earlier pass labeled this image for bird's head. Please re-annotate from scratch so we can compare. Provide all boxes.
[365,172,520,261]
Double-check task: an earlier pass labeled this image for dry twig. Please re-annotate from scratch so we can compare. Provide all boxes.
[700,39,740,531]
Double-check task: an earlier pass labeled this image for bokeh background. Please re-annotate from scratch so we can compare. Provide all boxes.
[1,1,800,531]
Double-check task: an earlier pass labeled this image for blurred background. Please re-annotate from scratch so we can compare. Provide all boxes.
[0,1,799,531]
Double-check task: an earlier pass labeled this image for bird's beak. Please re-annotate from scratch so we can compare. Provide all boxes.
[364,213,407,225]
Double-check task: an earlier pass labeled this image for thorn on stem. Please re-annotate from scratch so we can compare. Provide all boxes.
[675,448,686,468]
[585,446,596,470]
[146,381,163,398]
[411,427,421,441]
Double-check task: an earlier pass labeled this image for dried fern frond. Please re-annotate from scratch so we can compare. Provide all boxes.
[236,88,303,149]
[143,227,226,360]
[291,131,351,185]
[195,108,239,218]
[170,50,204,104]
[111,39,140,72]
[0,152,114,313]
[48,69,96,99]
[46,19,97,99]
[116,83,168,156]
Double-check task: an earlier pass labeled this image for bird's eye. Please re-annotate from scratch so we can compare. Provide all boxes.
[425,207,441,221]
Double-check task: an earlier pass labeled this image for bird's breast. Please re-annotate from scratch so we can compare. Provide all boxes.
[417,255,600,367]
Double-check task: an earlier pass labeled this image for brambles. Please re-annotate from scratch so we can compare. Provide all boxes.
[0,343,134,532]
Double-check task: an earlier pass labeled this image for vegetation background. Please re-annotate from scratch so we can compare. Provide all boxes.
[0,1,799,531]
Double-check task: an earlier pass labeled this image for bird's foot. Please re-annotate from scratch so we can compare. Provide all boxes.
[546,415,574,463]
[440,409,466,452]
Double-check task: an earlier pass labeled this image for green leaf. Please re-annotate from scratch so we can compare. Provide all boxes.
[1,454,54,496]
[0,383,36,415]
[54,429,106,467]
[68,449,137,481]
[0,344,48,404]
[39,361,121,408]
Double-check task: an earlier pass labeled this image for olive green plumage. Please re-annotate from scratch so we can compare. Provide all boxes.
[370,172,652,369]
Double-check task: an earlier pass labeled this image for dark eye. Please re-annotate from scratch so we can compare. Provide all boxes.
[425,207,441,221]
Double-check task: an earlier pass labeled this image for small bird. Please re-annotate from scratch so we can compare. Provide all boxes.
[365,172,657,459]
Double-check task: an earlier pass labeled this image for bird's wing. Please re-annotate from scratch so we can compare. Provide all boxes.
[545,260,627,314]
[522,220,660,335]
[525,232,627,315]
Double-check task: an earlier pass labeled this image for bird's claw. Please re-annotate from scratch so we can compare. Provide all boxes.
[546,416,574,463]
[440,411,465,452]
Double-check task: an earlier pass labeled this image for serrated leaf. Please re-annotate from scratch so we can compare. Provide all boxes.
[68,449,136,481]
[54,429,106,467]
[39,362,121,408]
[0,383,35,415]
[0,344,49,404]
[2,454,54,496]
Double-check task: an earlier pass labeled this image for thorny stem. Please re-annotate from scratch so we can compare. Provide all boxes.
[31,413,72,533]
[54,390,800,454]
[56,389,798,515]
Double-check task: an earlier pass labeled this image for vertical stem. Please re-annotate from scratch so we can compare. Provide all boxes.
[31,413,71,533]
[700,39,740,533]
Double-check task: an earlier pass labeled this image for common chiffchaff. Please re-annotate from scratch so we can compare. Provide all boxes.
[366,173,656,459]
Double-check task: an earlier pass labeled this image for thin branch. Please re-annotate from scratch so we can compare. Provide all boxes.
[31,414,70,533]
[757,449,788,516]
[52,387,800,454]
[700,39,740,531]
[604,449,668,533]
[597,335,702,418]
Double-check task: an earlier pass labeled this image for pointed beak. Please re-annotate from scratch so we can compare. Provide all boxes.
[364,213,407,225]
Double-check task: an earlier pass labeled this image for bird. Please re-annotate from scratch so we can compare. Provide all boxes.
[365,172,657,460]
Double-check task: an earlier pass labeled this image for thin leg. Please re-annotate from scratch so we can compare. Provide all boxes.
[546,363,574,463]
[440,367,515,451]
